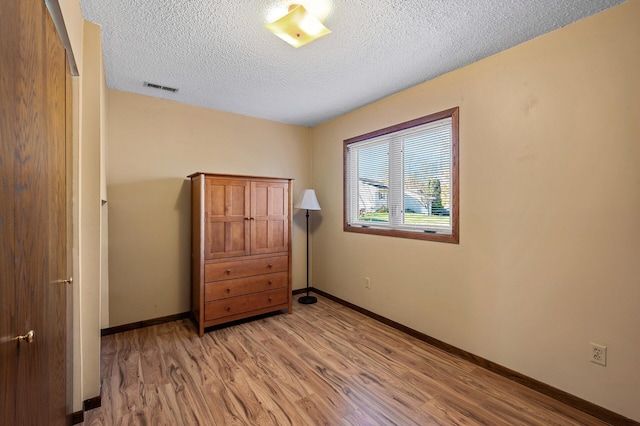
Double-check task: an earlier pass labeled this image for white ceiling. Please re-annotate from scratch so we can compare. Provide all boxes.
[80,0,625,127]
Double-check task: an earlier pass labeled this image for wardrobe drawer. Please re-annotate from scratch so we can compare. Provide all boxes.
[205,272,288,301]
[205,255,287,282]
[204,288,289,320]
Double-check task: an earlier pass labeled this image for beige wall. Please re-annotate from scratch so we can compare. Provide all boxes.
[106,91,311,326]
[60,0,106,410]
[100,45,110,329]
[78,20,105,406]
[59,0,85,412]
[310,1,639,421]
[59,0,83,76]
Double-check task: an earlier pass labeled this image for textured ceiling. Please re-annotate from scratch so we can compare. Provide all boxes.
[80,0,625,127]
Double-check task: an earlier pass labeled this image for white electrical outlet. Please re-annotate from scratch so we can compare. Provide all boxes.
[590,343,607,366]
[364,277,371,289]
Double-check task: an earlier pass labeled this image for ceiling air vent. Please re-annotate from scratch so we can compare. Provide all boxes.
[143,81,179,93]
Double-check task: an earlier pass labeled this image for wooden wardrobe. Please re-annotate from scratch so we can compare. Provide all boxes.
[189,173,293,336]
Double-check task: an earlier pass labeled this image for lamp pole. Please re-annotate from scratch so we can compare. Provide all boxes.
[298,208,317,304]
[296,189,320,305]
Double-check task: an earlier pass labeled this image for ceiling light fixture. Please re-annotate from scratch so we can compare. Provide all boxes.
[265,4,331,48]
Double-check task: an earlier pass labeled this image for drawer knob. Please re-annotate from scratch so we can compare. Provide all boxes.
[268,280,272,285]
[268,297,272,302]
[226,288,231,293]
[226,307,231,312]
[226,269,231,274]
[268,264,273,268]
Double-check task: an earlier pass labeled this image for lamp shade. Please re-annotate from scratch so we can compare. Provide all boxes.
[295,189,321,211]
[265,5,331,48]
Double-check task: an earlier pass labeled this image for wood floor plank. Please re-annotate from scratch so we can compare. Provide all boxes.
[339,408,391,426]
[260,336,356,418]
[83,295,608,426]
[295,393,342,426]
[246,375,311,425]
[471,367,607,426]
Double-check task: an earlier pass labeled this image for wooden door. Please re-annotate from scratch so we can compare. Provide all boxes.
[205,178,251,259]
[251,181,289,255]
[0,0,70,424]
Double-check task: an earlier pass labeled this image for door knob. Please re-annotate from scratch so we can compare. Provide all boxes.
[54,277,73,285]
[15,330,35,344]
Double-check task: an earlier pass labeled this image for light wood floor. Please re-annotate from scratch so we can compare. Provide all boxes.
[83,295,607,425]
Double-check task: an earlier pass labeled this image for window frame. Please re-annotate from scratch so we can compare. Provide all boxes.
[343,107,459,244]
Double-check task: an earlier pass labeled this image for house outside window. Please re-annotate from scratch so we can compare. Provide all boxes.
[344,107,459,243]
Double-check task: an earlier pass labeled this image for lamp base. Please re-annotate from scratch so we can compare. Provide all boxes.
[298,295,317,304]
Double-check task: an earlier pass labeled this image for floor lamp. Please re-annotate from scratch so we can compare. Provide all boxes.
[296,189,321,304]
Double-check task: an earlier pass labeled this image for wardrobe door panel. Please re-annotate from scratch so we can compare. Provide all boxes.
[251,181,289,255]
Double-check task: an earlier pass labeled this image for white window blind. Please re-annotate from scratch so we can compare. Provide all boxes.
[346,116,454,235]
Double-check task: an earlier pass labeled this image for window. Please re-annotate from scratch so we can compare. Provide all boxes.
[344,107,459,243]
